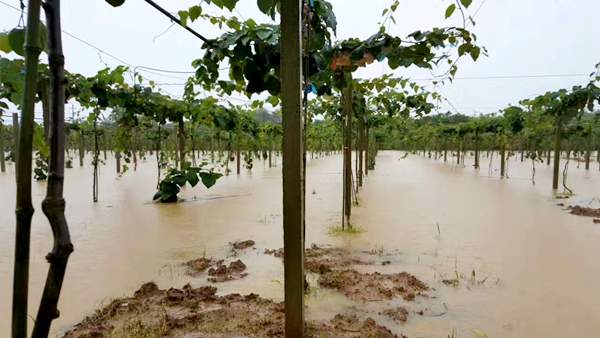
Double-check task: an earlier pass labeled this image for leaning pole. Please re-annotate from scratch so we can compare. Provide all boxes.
[281,0,305,336]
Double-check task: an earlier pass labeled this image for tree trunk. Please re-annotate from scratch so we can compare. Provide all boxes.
[236,132,241,175]
[0,121,5,172]
[39,79,50,143]
[364,125,369,176]
[358,119,363,187]
[12,1,43,336]
[12,112,19,161]
[92,116,99,202]
[342,82,353,228]
[78,131,84,167]
[32,1,74,334]
[115,151,121,174]
[177,118,185,169]
[281,1,305,335]
[474,131,480,169]
[102,134,107,161]
[585,148,591,171]
[500,140,506,178]
[552,123,562,190]
[132,147,138,171]
[190,125,197,166]
[156,124,162,188]
[546,149,551,166]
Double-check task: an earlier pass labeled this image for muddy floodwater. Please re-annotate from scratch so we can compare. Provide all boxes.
[1,151,600,337]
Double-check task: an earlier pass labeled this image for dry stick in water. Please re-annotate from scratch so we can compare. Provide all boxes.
[12,0,43,336]
[32,0,74,336]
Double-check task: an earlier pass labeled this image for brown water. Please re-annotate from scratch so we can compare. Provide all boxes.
[1,150,599,337]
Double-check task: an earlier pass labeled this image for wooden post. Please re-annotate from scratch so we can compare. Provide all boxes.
[281,0,304,336]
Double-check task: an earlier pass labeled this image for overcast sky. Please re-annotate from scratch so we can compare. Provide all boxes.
[1,0,599,119]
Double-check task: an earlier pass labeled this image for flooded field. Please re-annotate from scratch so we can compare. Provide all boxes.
[1,150,599,337]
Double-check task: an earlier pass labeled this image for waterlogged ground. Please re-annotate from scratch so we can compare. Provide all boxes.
[1,150,600,337]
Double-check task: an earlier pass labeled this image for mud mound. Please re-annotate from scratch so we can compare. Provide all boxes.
[266,244,375,273]
[265,245,427,302]
[319,270,428,302]
[207,259,248,283]
[232,239,256,250]
[64,283,403,338]
[569,205,600,218]
[381,307,409,323]
[184,257,215,276]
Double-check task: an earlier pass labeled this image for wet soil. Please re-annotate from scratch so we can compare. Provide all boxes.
[232,239,256,251]
[184,257,248,283]
[266,244,427,302]
[207,259,248,283]
[64,281,405,338]
[568,205,600,218]
[319,270,427,302]
[265,244,377,274]
[64,244,425,337]
[381,307,409,323]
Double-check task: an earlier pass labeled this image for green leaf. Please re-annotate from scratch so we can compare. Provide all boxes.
[458,43,471,56]
[199,172,222,189]
[460,0,473,8]
[187,171,200,187]
[178,11,189,26]
[257,0,276,14]
[445,4,456,18]
[106,0,125,7]
[470,46,481,61]
[0,32,11,53]
[211,0,239,11]
[188,6,202,21]
[8,28,25,56]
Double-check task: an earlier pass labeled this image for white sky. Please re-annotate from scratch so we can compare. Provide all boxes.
[0,0,599,119]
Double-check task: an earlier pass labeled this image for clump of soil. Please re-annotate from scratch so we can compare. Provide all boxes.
[310,313,405,338]
[266,244,375,273]
[264,248,284,257]
[232,239,256,250]
[381,307,409,323]
[207,259,248,283]
[184,257,215,276]
[266,245,427,303]
[319,270,428,302]
[64,282,403,338]
[569,205,600,218]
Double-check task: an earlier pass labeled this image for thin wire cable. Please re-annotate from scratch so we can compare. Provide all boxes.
[413,73,590,81]
[0,0,19,11]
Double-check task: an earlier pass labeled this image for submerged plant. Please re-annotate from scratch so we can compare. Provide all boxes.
[33,151,48,181]
[153,162,222,203]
